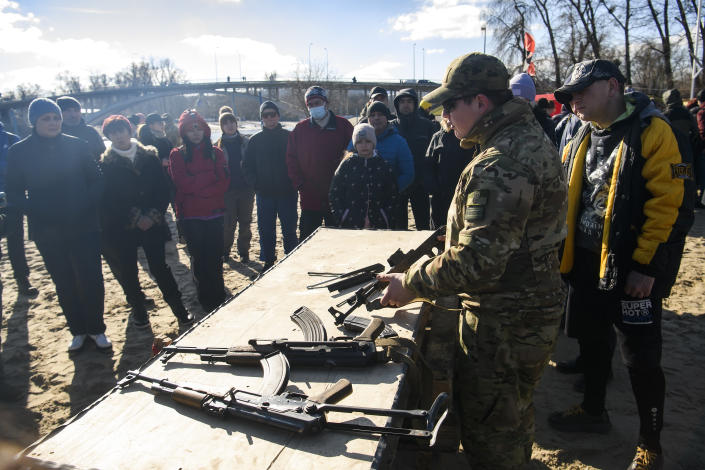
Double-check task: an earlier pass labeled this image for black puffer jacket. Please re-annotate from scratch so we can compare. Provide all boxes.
[99,141,171,240]
[62,119,106,161]
[242,124,296,198]
[6,132,102,243]
[329,153,397,229]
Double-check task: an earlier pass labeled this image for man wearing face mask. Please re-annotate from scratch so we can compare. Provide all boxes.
[286,86,353,240]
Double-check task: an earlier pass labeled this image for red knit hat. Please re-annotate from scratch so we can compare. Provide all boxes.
[101,114,132,137]
[178,109,211,139]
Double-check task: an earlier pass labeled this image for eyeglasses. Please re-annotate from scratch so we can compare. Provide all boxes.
[442,95,474,113]
[262,112,278,118]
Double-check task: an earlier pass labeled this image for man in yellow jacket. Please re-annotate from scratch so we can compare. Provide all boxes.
[548,59,693,470]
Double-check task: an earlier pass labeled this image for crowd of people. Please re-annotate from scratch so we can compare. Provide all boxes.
[0,51,702,470]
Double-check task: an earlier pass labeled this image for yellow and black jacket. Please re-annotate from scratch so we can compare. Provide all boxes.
[560,92,694,297]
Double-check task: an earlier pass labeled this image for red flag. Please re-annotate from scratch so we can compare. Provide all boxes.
[524,32,535,55]
[527,62,536,77]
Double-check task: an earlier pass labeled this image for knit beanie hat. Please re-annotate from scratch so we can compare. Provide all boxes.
[28,98,62,126]
[219,105,234,116]
[102,115,133,137]
[178,109,211,139]
[219,112,237,128]
[352,123,377,147]
[367,101,393,120]
[304,86,328,105]
[260,101,279,116]
[509,73,536,102]
[56,96,81,111]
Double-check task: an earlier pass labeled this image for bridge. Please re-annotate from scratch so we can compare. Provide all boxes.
[0,79,438,129]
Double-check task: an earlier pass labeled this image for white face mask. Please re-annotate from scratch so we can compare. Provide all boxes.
[309,105,327,120]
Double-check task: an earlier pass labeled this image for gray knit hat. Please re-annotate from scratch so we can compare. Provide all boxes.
[260,101,279,116]
[352,123,376,147]
[28,98,62,126]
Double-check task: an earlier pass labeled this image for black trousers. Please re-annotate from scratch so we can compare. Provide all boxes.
[567,250,664,451]
[36,232,105,336]
[6,208,29,281]
[408,184,430,230]
[299,209,334,241]
[182,218,225,312]
[102,227,181,309]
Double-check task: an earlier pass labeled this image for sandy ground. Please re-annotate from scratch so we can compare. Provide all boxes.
[1,207,704,469]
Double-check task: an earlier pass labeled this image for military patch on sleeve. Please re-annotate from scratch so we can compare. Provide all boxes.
[465,189,488,221]
[671,163,694,180]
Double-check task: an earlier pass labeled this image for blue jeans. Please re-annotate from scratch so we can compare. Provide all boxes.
[256,193,298,264]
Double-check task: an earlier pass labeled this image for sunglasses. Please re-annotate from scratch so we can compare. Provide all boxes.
[262,112,278,118]
[442,95,475,113]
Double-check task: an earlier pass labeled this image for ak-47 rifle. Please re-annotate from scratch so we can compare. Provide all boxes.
[328,226,445,325]
[117,371,449,444]
[160,316,395,368]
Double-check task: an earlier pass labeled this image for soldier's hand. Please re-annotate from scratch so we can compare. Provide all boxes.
[378,273,416,308]
[624,270,655,298]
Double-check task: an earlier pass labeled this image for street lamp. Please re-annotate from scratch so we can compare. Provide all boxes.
[308,42,313,78]
[413,43,416,81]
[481,23,487,53]
[324,47,329,81]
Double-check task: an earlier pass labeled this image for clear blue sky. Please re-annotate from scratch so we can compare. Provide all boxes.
[1,0,491,93]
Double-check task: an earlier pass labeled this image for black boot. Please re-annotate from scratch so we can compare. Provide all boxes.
[168,299,194,326]
[130,304,150,329]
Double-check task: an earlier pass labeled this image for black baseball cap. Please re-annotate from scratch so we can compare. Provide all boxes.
[554,59,626,105]
[145,113,166,125]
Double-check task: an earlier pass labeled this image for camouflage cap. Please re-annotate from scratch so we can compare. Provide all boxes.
[554,59,625,105]
[422,52,510,106]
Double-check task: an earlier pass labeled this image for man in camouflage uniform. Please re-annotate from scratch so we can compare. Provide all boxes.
[379,53,567,469]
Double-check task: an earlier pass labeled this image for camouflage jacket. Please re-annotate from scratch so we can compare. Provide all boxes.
[403,98,567,307]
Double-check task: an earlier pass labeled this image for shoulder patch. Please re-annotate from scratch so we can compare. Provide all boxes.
[671,162,694,180]
[465,189,488,221]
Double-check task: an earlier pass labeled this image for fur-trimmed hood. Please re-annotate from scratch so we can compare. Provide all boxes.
[101,140,160,173]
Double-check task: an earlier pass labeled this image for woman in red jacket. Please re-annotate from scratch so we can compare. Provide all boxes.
[169,110,230,312]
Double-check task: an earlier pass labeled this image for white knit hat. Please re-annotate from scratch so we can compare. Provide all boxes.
[352,123,376,147]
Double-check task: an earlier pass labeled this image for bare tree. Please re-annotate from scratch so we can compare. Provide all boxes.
[152,58,185,86]
[532,0,563,86]
[484,0,533,70]
[568,0,603,57]
[600,0,634,84]
[89,73,110,91]
[56,71,82,94]
[646,0,675,88]
[15,83,41,100]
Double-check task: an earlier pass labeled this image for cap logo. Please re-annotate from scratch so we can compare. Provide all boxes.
[572,63,587,81]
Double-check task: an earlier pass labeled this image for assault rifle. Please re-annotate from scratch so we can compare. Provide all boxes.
[117,370,449,443]
[307,263,385,292]
[161,316,395,368]
[329,226,445,325]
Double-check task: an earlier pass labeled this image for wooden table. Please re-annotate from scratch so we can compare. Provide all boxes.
[21,228,436,470]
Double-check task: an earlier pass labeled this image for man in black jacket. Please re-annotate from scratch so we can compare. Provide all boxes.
[424,127,474,228]
[7,98,109,352]
[138,113,173,166]
[392,88,438,230]
[242,101,298,270]
[57,96,106,161]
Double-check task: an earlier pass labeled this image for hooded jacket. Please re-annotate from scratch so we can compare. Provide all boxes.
[169,142,229,220]
[99,140,171,237]
[242,124,296,198]
[6,132,102,243]
[560,92,691,297]
[392,88,438,186]
[62,119,107,161]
